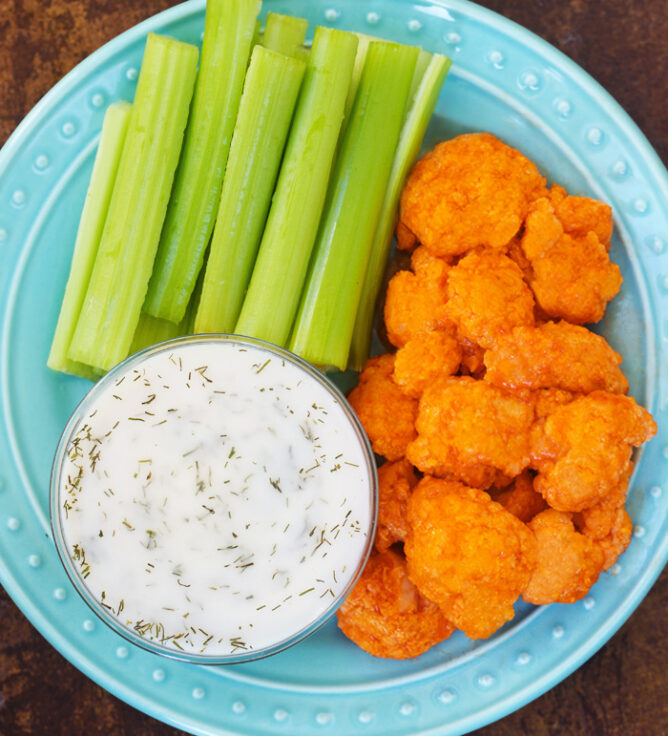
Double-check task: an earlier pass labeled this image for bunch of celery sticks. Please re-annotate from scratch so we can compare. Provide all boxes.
[48,0,450,380]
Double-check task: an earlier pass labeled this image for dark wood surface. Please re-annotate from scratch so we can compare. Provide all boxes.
[0,1,666,734]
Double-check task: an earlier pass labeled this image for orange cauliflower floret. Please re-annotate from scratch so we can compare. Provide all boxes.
[396,220,419,251]
[375,459,418,552]
[399,133,546,256]
[407,377,533,482]
[393,329,462,398]
[531,388,577,419]
[484,321,629,395]
[530,392,657,512]
[521,196,621,324]
[458,336,486,377]
[490,471,547,523]
[549,184,614,248]
[523,509,604,605]
[348,354,417,461]
[410,244,453,273]
[445,250,535,349]
[384,260,451,348]
[406,478,536,639]
[337,549,454,659]
[573,503,633,571]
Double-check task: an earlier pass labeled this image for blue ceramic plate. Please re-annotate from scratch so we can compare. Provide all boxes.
[0,1,666,734]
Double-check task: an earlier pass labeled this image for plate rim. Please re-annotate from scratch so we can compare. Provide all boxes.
[0,1,666,735]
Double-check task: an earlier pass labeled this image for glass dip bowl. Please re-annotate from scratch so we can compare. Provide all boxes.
[50,335,378,664]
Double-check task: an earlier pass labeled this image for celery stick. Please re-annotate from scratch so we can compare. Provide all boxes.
[130,262,204,354]
[47,101,132,381]
[234,27,358,345]
[289,41,420,370]
[144,0,261,323]
[68,33,199,371]
[348,53,451,370]
[409,48,433,104]
[262,12,308,58]
[194,47,305,334]
[129,312,183,355]
[252,19,262,48]
[344,33,373,120]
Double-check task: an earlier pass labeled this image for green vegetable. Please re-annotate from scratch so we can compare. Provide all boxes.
[194,46,306,334]
[68,33,199,371]
[234,27,358,346]
[289,41,420,370]
[129,313,183,355]
[262,12,308,58]
[348,53,451,370]
[48,101,132,381]
[144,0,262,323]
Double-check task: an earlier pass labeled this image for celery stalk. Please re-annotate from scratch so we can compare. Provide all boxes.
[348,53,451,370]
[194,47,305,334]
[68,33,199,371]
[129,313,183,355]
[143,0,261,323]
[47,101,132,381]
[262,12,308,58]
[234,27,358,345]
[344,33,374,120]
[409,48,433,104]
[289,41,420,370]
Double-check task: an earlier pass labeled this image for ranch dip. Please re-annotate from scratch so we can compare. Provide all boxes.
[54,337,375,660]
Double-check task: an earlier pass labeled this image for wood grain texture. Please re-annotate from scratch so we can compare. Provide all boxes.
[0,0,666,734]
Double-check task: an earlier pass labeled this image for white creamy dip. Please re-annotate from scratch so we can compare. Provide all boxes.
[56,338,375,659]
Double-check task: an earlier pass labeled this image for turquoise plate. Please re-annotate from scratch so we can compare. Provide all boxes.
[0,1,666,734]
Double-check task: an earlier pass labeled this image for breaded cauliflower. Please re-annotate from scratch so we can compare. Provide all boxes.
[549,184,614,248]
[375,459,418,552]
[410,244,453,273]
[445,250,535,349]
[521,197,621,323]
[399,133,546,256]
[490,471,547,523]
[348,354,417,461]
[407,377,533,481]
[458,336,486,378]
[484,321,629,395]
[393,329,462,398]
[405,477,536,639]
[396,220,419,251]
[530,392,657,512]
[384,261,451,348]
[522,509,604,604]
[337,549,454,659]
[573,501,633,571]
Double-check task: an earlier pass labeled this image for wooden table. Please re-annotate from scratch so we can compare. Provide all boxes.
[1,1,666,734]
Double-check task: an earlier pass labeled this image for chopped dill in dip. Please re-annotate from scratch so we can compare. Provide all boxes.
[56,338,375,659]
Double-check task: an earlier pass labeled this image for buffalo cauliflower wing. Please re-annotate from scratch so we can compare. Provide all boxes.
[484,321,629,395]
[348,354,417,461]
[490,471,547,523]
[530,392,657,512]
[384,260,451,348]
[393,329,462,398]
[549,184,614,248]
[521,196,621,324]
[375,459,418,552]
[522,509,604,604]
[399,133,546,256]
[573,502,633,571]
[445,250,535,349]
[407,376,534,481]
[405,477,536,639]
[337,549,454,659]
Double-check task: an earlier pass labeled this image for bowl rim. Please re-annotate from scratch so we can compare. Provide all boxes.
[49,333,379,665]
